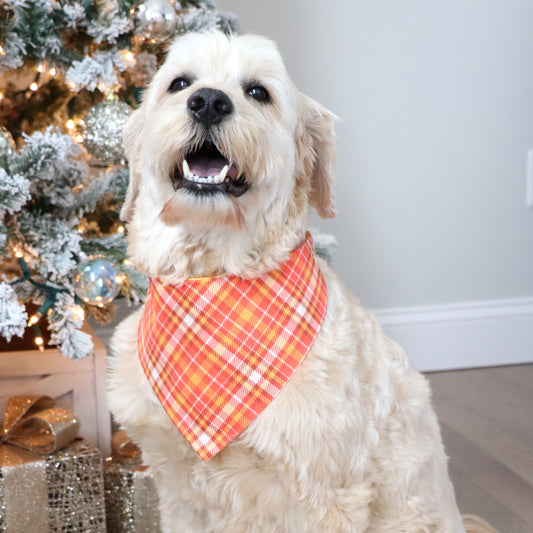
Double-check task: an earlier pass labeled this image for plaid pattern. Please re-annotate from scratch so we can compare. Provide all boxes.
[138,234,328,460]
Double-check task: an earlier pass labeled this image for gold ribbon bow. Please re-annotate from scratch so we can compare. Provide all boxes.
[0,395,80,465]
[111,429,142,466]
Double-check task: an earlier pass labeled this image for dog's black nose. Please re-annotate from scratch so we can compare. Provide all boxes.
[187,88,233,126]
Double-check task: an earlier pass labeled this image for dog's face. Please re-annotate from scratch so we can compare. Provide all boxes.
[122,31,336,278]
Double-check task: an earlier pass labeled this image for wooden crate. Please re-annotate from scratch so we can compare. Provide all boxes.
[0,324,111,455]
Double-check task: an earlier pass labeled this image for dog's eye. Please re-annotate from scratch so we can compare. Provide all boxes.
[168,77,190,93]
[246,85,271,103]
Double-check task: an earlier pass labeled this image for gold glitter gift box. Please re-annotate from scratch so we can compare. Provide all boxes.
[103,430,161,533]
[0,396,107,532]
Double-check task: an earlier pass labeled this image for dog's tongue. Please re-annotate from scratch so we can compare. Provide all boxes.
[188,156,227,178]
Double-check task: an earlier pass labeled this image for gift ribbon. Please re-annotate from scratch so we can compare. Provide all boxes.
[0,395,80,533]
[111,429,142,466]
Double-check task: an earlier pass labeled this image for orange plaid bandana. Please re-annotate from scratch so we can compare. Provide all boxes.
[138,234,328,460]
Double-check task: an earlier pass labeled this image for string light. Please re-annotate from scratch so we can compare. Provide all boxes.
[116,225,125,234]
[0,92,3,101]
[0,45,5,56]
[13,247,23,258]
[69,304,85,322]
[28,312,42,327]
[66,119,75,130]
[29,82,38,91]
[50,67,57,77]
[31,325,45,352]
[37,64,44,73]
[75,135,84,143]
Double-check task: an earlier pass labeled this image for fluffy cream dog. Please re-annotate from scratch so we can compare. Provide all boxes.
[108,30,494,533]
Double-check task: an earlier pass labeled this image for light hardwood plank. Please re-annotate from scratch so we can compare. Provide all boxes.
[429,367,533,447]
[428,383,533,483]
[439,423,533,525]
[449,466,531,533]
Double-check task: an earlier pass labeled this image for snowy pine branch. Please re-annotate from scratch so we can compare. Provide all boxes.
[0,282,28,342]
[0,169,31,218]
[48,292,94,360]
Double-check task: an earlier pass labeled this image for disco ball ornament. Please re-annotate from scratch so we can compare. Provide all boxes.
[135,0,178,41]
[82,100,131,164]
[74,256,122,306]
[0,126,16,167]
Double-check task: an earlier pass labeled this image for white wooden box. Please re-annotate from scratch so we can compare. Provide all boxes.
[0,324,111,455]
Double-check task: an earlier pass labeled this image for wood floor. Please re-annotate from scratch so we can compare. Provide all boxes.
[426,364,533,533]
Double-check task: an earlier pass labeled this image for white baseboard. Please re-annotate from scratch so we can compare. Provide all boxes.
[374,298,533,372]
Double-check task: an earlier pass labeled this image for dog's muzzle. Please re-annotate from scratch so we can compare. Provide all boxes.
[170,88,249,197]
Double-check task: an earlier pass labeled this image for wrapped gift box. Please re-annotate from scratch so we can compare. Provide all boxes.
[0,323,111,455]
[103,458,161,533]
[0,439,106,532]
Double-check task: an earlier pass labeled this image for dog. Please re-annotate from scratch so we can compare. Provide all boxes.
[107,30,496,533]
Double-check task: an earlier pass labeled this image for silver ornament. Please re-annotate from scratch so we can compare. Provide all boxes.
[135,0,178,41]
[0,126,16,167]
[74,255,122,306]
[82,100,131,165]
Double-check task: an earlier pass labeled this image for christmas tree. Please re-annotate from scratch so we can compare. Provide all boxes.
[0,0,238,359]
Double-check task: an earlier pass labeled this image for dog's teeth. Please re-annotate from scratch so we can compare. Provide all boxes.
[215,165,229,184]
[183,159,192,179]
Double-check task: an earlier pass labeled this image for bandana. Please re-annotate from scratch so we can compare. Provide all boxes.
[138,234,328,460]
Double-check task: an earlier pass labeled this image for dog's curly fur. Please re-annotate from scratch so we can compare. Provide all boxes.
[108,30,490,532]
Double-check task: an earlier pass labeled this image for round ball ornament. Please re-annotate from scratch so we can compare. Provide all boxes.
[74,255,122,306]
[0,126,16,166]
[135,0,178,41]
[82,100,131,165]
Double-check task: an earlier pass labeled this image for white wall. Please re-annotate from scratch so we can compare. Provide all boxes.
[218,0,533,311]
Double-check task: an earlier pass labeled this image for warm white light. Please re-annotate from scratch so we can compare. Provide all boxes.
[70,305,85,322]
[50,67,57,77]
[35,336,45,351]
[28,314,40,327]
[117,225,125,234]
[0,46,5,56]
[66,119,75,130]
[75,135,84,143]
[29,82,38,91]
[37,64,44,73]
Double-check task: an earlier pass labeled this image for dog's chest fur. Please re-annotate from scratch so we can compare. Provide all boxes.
[109,262,461,533]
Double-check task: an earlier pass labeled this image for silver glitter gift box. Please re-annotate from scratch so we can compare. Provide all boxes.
[0,439,107,532]
[0,396,106,532]
[103,430,161,533]
[103,458,161,533]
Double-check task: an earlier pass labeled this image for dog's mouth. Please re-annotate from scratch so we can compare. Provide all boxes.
[171,142,250,197]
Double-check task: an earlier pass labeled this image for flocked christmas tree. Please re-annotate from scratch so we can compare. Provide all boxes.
[0,0,238,359]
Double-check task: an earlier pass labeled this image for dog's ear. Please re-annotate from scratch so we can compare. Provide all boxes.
[120,108,144,222]
[295,94,338,219]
